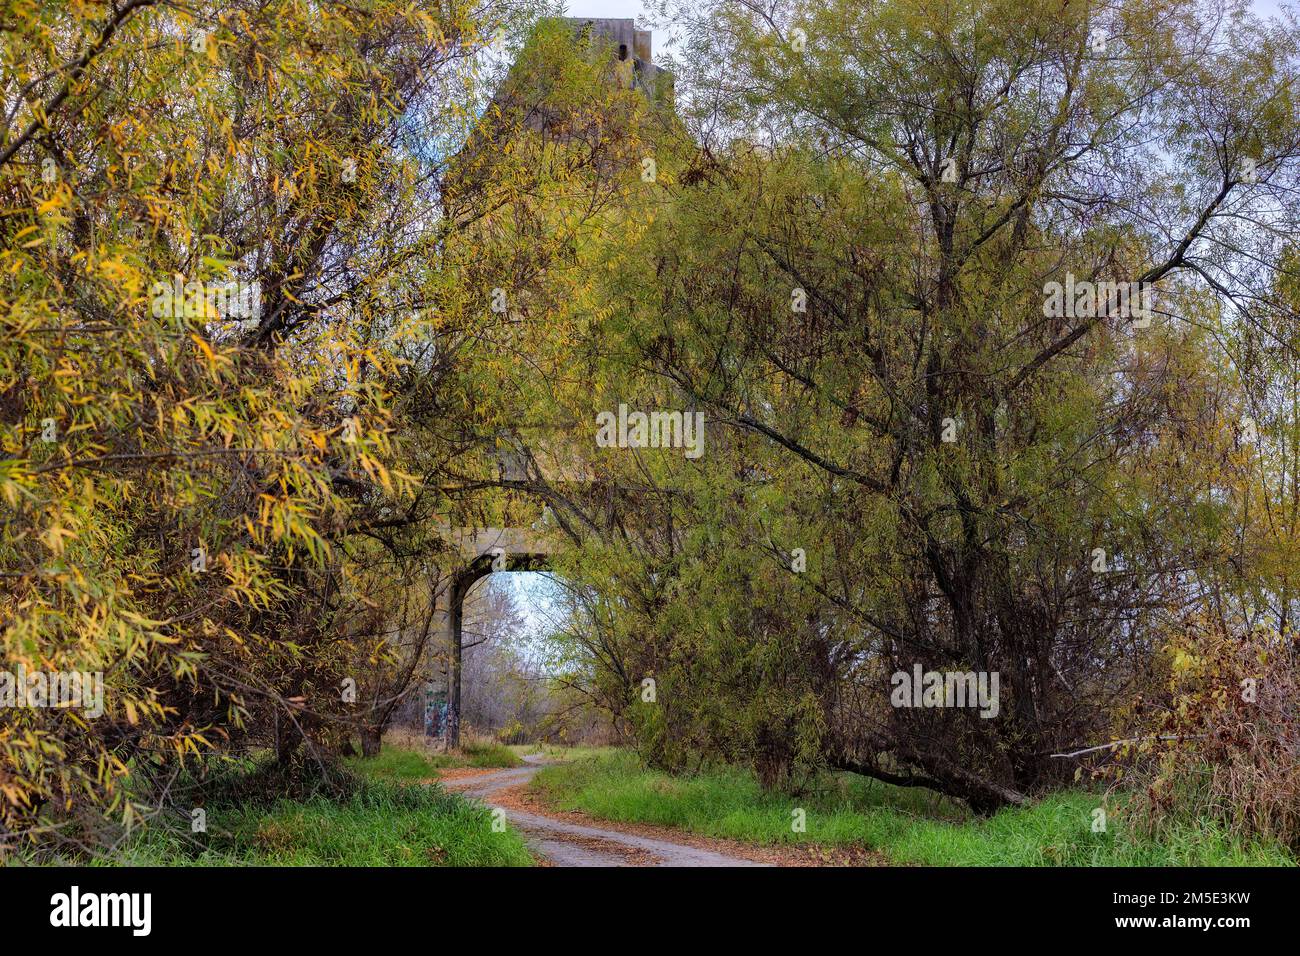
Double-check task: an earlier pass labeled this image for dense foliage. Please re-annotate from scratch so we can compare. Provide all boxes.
[3,0,1298,860]
[537,0,1300,817]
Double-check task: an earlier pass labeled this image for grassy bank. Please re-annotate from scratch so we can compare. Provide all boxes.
[531,750,1294,866]
[508,743,621,762]
[102,744,531,866]
[351,740,521,783]
[114,781,532,866]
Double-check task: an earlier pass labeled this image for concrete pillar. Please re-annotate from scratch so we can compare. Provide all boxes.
[446,574,467,750]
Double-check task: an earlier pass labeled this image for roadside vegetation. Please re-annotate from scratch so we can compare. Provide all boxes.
[531,751,1295,867]
[353,739,522,783]
[112,781,532,867]
[82,743,533,867]
[509,743,621,762]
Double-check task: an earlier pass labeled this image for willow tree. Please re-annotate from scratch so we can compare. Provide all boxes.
[0,0,550,853]
[540,0,1300,809]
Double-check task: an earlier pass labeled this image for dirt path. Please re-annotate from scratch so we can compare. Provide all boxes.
[442,756,766,867]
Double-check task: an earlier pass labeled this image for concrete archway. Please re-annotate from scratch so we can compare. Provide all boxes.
[434,528,555,749]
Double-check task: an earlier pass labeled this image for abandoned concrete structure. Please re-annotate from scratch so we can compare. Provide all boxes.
[571,17,671,100]
[419,17,671,748]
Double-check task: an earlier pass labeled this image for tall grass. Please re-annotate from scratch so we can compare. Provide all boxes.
[350,740,521,783]
[94,747,532,867]
[532,750,1295,866]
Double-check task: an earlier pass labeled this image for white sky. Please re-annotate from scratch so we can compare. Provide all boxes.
[559,1,1293,37]
[562,0,656,20]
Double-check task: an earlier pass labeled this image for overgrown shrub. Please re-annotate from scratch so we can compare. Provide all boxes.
[1118,620,1300,852]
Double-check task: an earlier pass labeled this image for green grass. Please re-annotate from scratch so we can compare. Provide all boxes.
[531,750,1295,867]
[92,744,532,867]
[349,741,522,783]
[508,742,621,762]
[110,779,532,866]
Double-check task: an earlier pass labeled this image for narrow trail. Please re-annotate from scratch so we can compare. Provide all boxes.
[443,756,765,867]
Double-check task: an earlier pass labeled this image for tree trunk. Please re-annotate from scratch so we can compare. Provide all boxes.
[446,579,464,751]
[833,751,1030,815]
[274,709,300,766]
[360,726,382,757]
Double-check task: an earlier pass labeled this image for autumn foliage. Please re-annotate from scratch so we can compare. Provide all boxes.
[2,0,1300,859]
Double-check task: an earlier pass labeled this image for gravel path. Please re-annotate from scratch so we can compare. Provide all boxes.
[443,756,765,867]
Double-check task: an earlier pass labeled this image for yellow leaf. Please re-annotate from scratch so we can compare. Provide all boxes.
[191,333,217,366]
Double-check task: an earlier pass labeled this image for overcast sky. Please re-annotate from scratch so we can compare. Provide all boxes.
[563,0,657,21]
